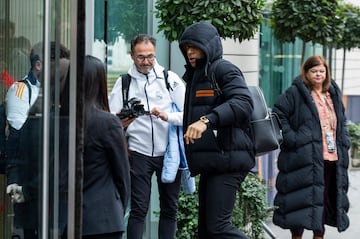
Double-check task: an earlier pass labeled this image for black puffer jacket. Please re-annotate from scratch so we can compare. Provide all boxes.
[272,76,351,232]
[179,22,255,176]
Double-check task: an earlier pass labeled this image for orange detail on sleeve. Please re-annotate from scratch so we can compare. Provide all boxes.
[196,90,215,97]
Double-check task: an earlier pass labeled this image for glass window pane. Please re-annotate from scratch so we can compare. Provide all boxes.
[0,0,71,238]
[1,0,44,238]
[94,0,148,91]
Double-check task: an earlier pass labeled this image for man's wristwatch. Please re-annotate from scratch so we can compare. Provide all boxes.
[200,116,210,128]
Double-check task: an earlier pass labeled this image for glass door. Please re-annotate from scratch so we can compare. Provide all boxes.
[0,0,74,238]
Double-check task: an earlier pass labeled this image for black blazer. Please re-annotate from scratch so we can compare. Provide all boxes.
[82,109,130,235]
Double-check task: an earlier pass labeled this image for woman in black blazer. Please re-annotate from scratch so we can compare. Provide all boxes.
[81,55,130,239]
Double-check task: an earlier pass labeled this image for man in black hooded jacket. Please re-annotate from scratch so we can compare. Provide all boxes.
[179,21,255,239]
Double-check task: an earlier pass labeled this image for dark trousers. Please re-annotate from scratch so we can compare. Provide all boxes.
[198,171,249,239]
[23,229,37,239]
[82,232,123,239]
[61,229,123,239]
[126,151,181,239]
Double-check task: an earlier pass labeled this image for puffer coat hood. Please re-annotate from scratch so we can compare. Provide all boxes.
[179,21,223,75]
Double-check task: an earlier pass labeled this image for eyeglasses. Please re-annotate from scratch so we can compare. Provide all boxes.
[135,54,156,62]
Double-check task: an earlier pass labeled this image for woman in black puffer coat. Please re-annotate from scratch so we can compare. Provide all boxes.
[272,55,351,239]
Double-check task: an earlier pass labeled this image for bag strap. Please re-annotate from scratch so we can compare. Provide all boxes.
[248,86,269,121]
[18,79,32,105]
[121,70,170,108]
[163,69,172,91]
[121,73,131,109]
[207,59,225,95]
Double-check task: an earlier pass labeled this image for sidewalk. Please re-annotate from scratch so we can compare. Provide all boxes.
[263,169,360,239]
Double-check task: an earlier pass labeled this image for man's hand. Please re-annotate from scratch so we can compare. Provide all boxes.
[6,183,25,203]
[150,107,168,121]
[183,120,207,144]
[6,183,19,194]
[121,117,135,129]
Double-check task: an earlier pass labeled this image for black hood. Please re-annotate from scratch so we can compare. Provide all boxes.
[179,22,223,68]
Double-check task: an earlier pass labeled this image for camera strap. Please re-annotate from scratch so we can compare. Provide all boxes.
[121,74,131,109]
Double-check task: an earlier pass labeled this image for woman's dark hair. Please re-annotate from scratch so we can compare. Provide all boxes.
[130,34,156,53]
[83,55,109,112]
[301,55,331,92]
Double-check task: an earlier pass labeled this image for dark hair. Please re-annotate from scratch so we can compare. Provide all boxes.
[30,41,70,69]
[130,34,156,53]
[83,55,109,112]
[301,55,331,92]
[50,42,70,59]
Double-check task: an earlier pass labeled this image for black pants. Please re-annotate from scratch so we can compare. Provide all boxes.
[126,151,181,239]
[23,229,37,239]
[198,171,249,239]
[82,232,123,239]
[61,229,123,239]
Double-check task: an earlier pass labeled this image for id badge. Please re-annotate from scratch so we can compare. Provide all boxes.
[325,131,336,153]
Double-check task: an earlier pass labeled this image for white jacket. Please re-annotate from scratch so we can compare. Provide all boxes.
[109,61,186,157]
[6,77,40,130]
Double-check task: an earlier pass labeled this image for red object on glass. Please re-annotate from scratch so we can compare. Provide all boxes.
[1,69,15,89]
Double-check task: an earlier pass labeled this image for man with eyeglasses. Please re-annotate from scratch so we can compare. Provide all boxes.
[109,34,186,239]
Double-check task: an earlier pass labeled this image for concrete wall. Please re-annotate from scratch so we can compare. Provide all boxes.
[334,48,360,96]
[333,0,360,96]
[222,33,260,86]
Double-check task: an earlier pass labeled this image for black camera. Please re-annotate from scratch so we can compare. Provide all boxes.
[117,97,149,119]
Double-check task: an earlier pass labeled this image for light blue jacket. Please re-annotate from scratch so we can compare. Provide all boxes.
[162,103,186,183]
[162,103,195,194]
